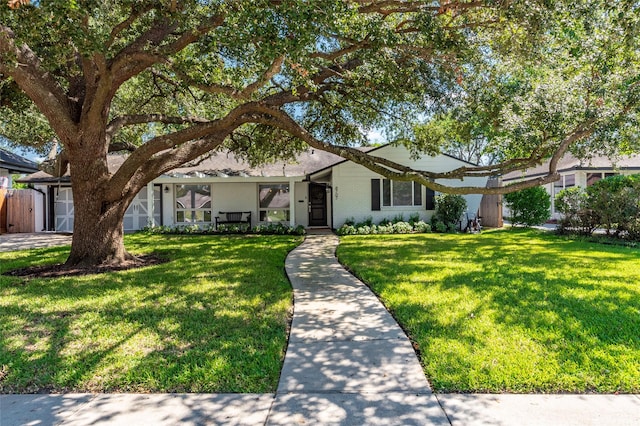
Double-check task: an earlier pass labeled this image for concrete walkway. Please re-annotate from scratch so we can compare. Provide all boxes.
[268,233,445,425]
[1,233,639,425]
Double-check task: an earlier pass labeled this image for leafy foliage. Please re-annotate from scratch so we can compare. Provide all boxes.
[336,214,430,235]
[504,186,551,227]
[555,187,598,235]
[431,193,467,232]
[1,1,640,265]
[142,223,306,236]
[557,174,640,239]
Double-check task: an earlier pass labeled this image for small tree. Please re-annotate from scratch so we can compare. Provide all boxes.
[504,186,551,227]
[432,194,467,232]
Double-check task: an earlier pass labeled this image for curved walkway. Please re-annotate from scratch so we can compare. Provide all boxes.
[1,233,639,425]
[267,233,446,425]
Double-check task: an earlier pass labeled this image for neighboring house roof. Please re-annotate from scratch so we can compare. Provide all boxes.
[502,153,640,182]
[0,147,39,174]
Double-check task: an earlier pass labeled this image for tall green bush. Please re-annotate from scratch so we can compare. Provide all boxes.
[432,194,467,232]
[586,174,640,238]
[504,186,551,227]
[555,187,598,235]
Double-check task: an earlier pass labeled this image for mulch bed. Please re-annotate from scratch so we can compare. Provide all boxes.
[2,255,168,279]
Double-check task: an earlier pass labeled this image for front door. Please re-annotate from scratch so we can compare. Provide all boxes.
[308,183,327,226]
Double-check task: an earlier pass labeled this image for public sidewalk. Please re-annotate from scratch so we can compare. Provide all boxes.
[1,233,639,425]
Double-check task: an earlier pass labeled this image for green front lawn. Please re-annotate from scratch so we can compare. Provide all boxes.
[337,228,640,393]
[0,234,301,393]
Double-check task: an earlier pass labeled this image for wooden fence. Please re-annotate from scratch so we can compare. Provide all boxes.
[3,189,35,233]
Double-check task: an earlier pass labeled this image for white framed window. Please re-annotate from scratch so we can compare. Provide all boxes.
[259,183,290,222]
[175,184,212,223]
[382,179,422,207]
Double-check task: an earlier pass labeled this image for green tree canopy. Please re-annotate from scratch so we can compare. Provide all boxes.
[0,0,638,266]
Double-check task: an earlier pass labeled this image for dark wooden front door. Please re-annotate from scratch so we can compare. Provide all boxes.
[308,183,327,226]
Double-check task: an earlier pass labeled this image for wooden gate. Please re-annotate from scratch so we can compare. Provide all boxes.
[6,189,35,233]
[0,189,7,234]
[479,177,503,228]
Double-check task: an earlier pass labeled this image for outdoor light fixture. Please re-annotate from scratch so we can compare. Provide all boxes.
[164,185,170,193]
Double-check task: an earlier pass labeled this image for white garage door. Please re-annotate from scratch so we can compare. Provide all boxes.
[54,187,74,233]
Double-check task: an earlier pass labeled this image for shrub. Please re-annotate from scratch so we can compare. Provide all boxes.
[392,213,405,224]
[586,175,640,237]
[408,212,421,225]
[378,217,392,226]
[432,194,467,232]
[336,224,357,235]
[143,223,305,236]
[504,186,551,227]
[336,219,431,235]
[357,225,372,235]
[413,221,431,233]
[555,187,598,235]
[392,221,414,234]
[434,221,448,233]
[343,217,356,226]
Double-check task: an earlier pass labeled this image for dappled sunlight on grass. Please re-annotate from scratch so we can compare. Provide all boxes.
[337,228,640,393]
[0,234,302,393]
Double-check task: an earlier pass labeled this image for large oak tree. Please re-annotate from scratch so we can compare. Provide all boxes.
[0,1,638,266]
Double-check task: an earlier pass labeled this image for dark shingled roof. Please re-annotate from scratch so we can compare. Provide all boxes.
[0,148,39,174]
[167,149,345,178]
[502,153,640,181]
[17,148,350,183]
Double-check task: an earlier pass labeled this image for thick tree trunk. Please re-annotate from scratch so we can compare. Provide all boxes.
[64,147,135,267]
[65,195,132,267]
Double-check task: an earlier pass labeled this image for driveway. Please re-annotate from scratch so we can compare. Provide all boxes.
[0,233,72,252]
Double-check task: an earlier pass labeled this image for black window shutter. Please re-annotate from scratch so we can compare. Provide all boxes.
[371,179,381,211]
[414,182,422,206]
[425,188,435,210]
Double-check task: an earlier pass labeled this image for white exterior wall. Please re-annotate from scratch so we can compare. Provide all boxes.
[212,182,258,226]
[156,177,306,228]
[330,146,487,227]
[161,183,174,226]
[294,181,309,227]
